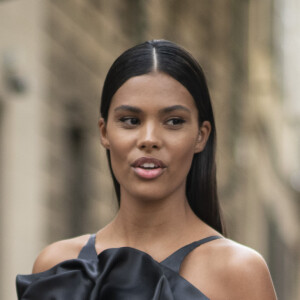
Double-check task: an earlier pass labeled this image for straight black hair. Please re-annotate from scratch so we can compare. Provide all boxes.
[100,40,225,234]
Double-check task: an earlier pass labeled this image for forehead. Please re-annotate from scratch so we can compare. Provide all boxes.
[109,72,197,111]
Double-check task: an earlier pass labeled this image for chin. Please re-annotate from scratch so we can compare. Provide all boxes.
[137,191,168,202]
[126,182,183,203]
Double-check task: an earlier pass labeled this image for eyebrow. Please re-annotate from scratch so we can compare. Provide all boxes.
[160,105,191,114]
[114,105,191,114]
[114,105,142,113]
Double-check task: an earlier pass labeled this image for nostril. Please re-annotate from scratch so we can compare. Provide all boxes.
[139,142,159,150]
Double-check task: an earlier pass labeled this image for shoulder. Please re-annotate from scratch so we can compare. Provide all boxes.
[32,234,91,274]
[215,239,276,299]
[182,237,277,300]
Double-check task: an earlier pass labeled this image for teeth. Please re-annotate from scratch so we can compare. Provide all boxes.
[140,163,157,169]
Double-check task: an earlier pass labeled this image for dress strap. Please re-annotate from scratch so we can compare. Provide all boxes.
[78,234,98,260]
[160,235,222,273]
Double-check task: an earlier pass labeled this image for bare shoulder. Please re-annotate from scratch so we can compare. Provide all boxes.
[32,234,91,274]
[216,238,277,299]
[181,237,277,300]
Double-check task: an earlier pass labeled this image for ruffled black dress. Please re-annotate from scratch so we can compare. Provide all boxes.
[16,234,221,299]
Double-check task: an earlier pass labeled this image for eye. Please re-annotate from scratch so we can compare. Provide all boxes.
[119,117,140,126]
[165,118,186,126]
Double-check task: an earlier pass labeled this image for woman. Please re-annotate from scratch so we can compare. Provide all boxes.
[16,40,277,299]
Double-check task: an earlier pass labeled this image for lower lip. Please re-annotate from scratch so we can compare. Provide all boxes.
[133,167,165,179]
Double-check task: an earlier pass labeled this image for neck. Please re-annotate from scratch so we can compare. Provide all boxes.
[109,189,201,250]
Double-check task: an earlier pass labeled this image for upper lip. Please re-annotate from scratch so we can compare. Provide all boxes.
[131,157,167,168]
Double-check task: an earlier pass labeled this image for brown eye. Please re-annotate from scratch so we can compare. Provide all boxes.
[166,118,186,126]
[120,117,140,126]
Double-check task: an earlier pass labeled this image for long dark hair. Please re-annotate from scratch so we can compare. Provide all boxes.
[100,40,225,234]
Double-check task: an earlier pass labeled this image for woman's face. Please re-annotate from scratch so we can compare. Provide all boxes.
[99,72,211,202]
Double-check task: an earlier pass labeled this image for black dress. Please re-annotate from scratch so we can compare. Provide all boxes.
[16,234,222,299]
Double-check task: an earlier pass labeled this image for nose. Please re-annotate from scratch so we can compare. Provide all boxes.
[137,121,162,151]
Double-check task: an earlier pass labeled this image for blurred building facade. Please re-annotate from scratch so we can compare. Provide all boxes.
[0,0,299,299]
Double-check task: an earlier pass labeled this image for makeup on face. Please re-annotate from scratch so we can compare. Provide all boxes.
[101,72,206,201]
[131,156,167,180]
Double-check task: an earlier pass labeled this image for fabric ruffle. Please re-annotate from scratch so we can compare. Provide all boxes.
[16,247,209,300]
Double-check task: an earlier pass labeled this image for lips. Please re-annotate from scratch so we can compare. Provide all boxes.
[131,157,166,179]
[131,157,167,168]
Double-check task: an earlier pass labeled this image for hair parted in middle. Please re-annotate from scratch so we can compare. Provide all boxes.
[100,39,225,235]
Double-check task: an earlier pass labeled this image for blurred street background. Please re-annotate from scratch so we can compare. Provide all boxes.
[0,0,299,299]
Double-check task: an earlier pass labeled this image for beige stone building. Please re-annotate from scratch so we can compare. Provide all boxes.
[0,0,299,299]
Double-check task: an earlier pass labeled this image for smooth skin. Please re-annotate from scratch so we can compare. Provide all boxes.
[33,72,277,300]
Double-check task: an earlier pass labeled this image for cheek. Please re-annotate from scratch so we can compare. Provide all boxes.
[106,131,134,181]
[170,132,197,154]
[106,123,134,155]
[108,148,126,185]
[166,134,198,172]
[109,139,129,165]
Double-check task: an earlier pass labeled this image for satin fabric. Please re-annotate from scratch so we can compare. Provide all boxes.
[16,235,222,300]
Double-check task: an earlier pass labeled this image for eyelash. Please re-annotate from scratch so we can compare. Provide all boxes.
[166,118,186,126]
[119,117,140,126]
[118,117,186,128]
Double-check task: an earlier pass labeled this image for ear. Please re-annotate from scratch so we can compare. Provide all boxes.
[194,121,211,153]
[98,118,110,149]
